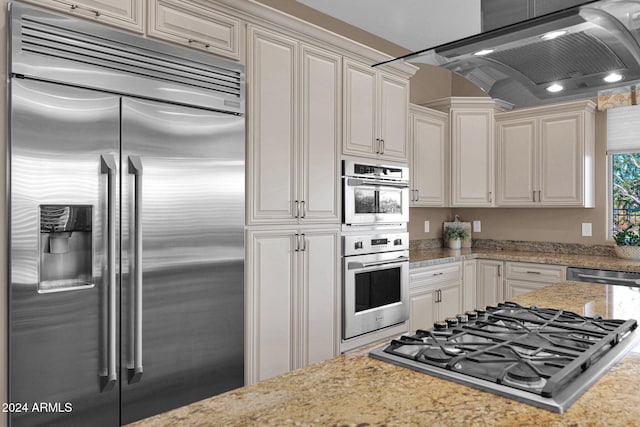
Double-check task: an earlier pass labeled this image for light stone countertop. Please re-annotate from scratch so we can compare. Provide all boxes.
[409,247,640,271]
[126,281,640,427]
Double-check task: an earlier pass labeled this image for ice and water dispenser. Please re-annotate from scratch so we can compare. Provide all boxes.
[39,205,94,292]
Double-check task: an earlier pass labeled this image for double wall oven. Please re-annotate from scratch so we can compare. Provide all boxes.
[341,160,410,340]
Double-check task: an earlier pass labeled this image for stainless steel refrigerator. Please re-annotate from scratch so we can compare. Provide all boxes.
[8,4,245,426]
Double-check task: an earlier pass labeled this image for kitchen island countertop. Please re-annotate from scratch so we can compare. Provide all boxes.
[126,281,640,427]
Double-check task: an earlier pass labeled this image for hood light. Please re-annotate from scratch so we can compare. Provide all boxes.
[541,30,567,40]
[604,72,623,83]
[474,49,494,56]
[547,83,564,93]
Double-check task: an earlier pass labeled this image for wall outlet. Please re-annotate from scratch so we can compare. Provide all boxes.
[473,220,481,232]
[581,222,592,237]
[424,220,430,233]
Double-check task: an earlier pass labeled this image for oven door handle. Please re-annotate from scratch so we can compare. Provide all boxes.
[348,256,409,270]
[346,178,409,188]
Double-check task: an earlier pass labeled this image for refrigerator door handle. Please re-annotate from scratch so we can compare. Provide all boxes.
[128,155,144,384]
[100,154,118,391]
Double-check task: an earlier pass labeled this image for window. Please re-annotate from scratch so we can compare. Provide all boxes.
[611,154,640,236]
[608,105,640,239]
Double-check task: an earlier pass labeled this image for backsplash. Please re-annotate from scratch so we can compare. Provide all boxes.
[410,238,617,257]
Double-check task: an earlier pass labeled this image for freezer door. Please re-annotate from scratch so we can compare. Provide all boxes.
[120,98,245,424]
[9,79,121,427]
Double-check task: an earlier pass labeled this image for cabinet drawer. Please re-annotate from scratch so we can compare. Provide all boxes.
[148,0,241,60]
[23,0,144,33]
[505,262,566,284]
[410,262,462,292]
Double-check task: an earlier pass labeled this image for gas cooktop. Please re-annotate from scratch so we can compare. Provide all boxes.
[370,302,639,413]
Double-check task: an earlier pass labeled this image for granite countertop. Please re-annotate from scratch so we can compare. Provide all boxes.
[410,247,640,271]
[127,281,640,427]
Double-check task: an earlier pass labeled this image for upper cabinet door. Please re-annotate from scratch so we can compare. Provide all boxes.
[247,25,299,224]
[148,0,241,60]
[343,59,377,158]
[343,59,410,162]
[299,44,341,223]
[25,0,144,32]
[539,112,585,206]
[379,73,409,161]
[410,105,448,207]
[451,108,494,207]
[496,118,537,206]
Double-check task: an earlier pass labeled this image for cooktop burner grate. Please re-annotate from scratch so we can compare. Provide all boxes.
[370,302,639,413]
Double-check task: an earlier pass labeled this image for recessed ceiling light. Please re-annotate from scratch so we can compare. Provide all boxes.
[474,49,494,56]
[547,83,564,93]
[541,30,567,40]
[604,72,623,83]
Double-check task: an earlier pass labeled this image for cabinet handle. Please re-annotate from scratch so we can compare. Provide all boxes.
[533,190,536,202]
[498,264,502,277]
[437,289,442,303]
[415,189,419,201]
[70,3,101,16]
[294,234,300,252]
[300,233,307,252]
[375,138,381,154]
[488,191,492,203]
[380,139,385,155]
[294,200,300,218]
[300,201,306,219]
[526,271,542,274]
[188,38,211,48]
[538,190,541,202]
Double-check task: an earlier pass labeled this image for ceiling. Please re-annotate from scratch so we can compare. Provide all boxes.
[295,0,482,52]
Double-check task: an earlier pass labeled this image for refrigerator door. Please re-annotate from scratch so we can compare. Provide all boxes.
[9,79,121,427]
[120,98,245,424]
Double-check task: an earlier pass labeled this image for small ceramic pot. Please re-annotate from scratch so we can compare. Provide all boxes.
[448,238,462,249]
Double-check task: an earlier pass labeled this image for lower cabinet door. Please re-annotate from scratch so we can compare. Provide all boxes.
[299,229,339,366]
[477,260,504,308]
[247,229,296,383]
[438,282,463,320]
[409,292,436,332]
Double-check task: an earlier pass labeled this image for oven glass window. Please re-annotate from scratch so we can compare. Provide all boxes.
[354,187,402,214]
[379,189,402,213]
[354,267,401,312]
[354,189,376,213]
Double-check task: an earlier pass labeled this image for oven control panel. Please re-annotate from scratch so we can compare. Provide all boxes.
[343,232,409,256]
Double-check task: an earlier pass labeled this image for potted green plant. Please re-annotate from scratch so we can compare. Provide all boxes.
[612,222,640,259]
[444,226,469,250]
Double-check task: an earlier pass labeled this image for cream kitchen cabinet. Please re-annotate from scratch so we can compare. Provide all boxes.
[463,259,477,312]
[409,262,463,331]
[476,260,504,308]
[147,0,241,60]
[504,261,566,298]
[409,104,449,207]
[247,25,341,225]
[246,227,340,384]
[496,100,595,207]
[343,58,409,162]
[23,0,144,33]
[423,98,496,207]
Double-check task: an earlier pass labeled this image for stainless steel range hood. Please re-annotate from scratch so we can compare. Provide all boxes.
[375,0,640,109]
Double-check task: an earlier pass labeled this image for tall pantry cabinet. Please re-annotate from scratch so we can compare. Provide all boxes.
[244,10,415,383]
[245,24,341,384]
